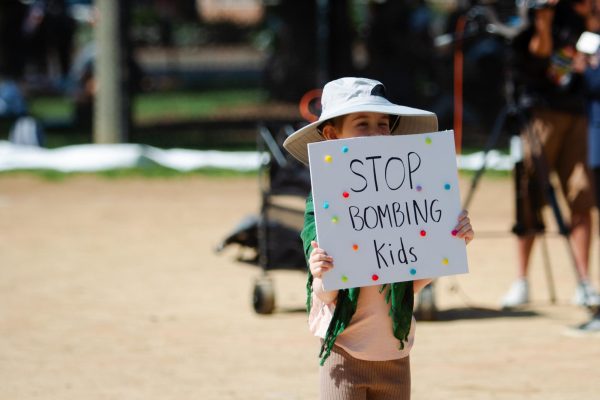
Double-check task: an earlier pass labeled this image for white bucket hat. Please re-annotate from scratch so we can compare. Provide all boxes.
[283,77,438,165]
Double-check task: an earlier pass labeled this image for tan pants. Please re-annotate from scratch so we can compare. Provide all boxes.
[320,345,411,400]
[517,108,594,232]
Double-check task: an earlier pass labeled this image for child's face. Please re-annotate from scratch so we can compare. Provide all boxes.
[323,112,391,140]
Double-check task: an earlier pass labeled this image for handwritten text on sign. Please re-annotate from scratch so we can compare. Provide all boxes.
[308,131,468,290]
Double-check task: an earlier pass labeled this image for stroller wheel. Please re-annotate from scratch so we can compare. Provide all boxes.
[253,276,275,314]
[415,284,437,321]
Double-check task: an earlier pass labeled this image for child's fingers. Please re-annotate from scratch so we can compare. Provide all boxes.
[454,211,471,230]
[310,261,334,278]
[455,223,473,237]
[453,210,474,245]
[310,243,332,260]
[311,265,333,278]
[454,218,470,232]
[309,241,335,278]
[310,250,333,264]
[455,223,474,245]
[309,245,334,278]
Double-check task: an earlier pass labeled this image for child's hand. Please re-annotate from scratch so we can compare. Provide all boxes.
[454,210,474,245]
[309,241,334,279]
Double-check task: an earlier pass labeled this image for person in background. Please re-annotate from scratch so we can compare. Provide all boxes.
[501,0,600,309]
[571,0,600,331]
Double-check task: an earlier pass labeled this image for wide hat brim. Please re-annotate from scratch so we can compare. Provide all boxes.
[283,98,438,165]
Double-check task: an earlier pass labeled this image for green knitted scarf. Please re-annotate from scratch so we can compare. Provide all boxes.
[301,194,414,366]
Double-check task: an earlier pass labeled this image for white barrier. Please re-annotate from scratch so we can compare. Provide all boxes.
[0,141,511,173]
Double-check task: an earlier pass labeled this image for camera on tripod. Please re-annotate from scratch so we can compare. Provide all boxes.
[459,0,584,41]
[433,0,530,48]
[518,0,585,9]
[520,0,553,9]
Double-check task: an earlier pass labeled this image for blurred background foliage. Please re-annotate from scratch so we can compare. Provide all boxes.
[0,0,514,150]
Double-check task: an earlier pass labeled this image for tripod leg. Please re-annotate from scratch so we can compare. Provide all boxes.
[463,106,509,209]
[538,234,557,304]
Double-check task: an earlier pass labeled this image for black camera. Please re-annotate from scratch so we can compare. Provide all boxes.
[520,0,583,9]
[521,0,552,9]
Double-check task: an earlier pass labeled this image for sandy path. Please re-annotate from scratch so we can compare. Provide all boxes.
[0,174,599,399]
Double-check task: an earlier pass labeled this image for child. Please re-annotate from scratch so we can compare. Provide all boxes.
[283,77,474,399]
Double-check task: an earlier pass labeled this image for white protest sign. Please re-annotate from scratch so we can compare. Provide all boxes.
[308,130,468,290]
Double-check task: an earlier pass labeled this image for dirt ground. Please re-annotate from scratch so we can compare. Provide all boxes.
[1,173,599,400]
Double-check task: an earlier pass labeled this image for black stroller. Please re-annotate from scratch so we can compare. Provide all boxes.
[216,122,311,314]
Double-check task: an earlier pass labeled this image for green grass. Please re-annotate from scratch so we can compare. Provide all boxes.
[29,97,73,121]
[27,89,269,123]
[459,168,511,179]
[134,89,268,122]
[22,89,269,150]
[0,166,258,181]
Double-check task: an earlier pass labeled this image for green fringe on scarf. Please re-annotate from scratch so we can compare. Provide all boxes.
[301,194,414,366]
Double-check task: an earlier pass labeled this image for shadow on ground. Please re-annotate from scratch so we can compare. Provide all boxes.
[416,307,539,322]
[272,306,540,319]
[275,306,307,314]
